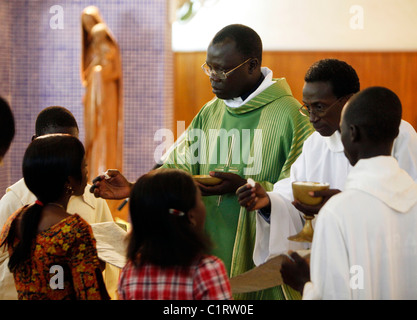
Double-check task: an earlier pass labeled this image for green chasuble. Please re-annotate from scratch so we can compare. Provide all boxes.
[162,78,314,299]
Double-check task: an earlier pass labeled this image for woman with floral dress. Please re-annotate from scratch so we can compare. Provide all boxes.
[0,134,109,300]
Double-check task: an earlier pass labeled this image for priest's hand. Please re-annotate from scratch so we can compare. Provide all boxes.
[198,172,247,196]
[280,251,310,293]
[236,181,270,211]
[89,169,133,199]
[292,188,341,216]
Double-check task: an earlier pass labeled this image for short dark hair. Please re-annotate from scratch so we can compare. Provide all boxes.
[0,96,15,158]
[343,86,402,143]
[127,169,211,267]
[212,24,263,62]
[304,59,360,98]
[35,106,79,136]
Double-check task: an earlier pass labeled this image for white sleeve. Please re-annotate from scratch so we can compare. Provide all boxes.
[392,120,417,181]
[0,190,25,230]
[94,198,114,223]
[254,145,311,266]
[254,191,306,265]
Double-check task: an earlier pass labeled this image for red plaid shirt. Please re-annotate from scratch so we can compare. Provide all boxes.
[117,255,232,300]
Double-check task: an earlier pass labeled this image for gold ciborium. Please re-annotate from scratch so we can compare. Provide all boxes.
[288,181,330,243]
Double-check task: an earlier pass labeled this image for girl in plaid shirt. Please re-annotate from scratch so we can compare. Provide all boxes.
[117,169,232,300]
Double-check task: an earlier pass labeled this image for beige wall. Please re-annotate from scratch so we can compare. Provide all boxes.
[172,0,417,51]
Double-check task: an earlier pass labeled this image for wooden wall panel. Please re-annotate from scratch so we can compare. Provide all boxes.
[174,51,417,132]
[173,52,211,135]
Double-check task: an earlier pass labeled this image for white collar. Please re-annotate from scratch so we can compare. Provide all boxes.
[224,67,275,108]
[78,184,96,209]
[346,156,417,212]
[323,130,344,153]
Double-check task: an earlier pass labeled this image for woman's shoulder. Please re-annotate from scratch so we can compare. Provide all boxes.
[48,214,93,237]
[67,214,94,232]
[40,214,96,250]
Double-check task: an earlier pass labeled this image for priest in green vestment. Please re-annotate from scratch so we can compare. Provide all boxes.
[89,24,313,300]
[161,24,314,300]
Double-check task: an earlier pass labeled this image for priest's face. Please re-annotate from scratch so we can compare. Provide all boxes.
[205,39,255,100]
[302,81,346,137]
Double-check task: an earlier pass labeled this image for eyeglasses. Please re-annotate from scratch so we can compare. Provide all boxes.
[298,95,352,118]
[201,58,252,80]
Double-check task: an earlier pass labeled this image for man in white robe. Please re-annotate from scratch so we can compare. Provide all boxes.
[237,59,417,265]
[281,86,417,299]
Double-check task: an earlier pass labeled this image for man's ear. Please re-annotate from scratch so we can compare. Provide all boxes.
[248,58,260,74]
[350,124,360,142]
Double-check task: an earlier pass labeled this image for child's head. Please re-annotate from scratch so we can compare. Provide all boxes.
[127,169,210,267]
[340,86,402,166]
[23,134,87,204]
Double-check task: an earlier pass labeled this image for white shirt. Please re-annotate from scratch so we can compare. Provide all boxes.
[303,156,417,299]
[0,178,114,300]
[254,120,417,265]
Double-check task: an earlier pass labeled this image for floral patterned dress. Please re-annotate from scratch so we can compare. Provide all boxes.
[0,207,109,300]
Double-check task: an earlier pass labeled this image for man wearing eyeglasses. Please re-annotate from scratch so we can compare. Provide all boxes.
[160,24,314,300]
[237,59,417,272]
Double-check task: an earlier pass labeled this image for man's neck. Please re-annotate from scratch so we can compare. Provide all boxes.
[358,142,393,161]
[240,74,265,101]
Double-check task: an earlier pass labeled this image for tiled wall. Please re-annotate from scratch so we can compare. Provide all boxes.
[0,0,173,196]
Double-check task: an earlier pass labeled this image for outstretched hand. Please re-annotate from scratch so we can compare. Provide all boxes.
[236,181,270,211]
[89,169,133,200]
[280,251,311,293]
[197,172,247,196]
[292,188,341,216]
